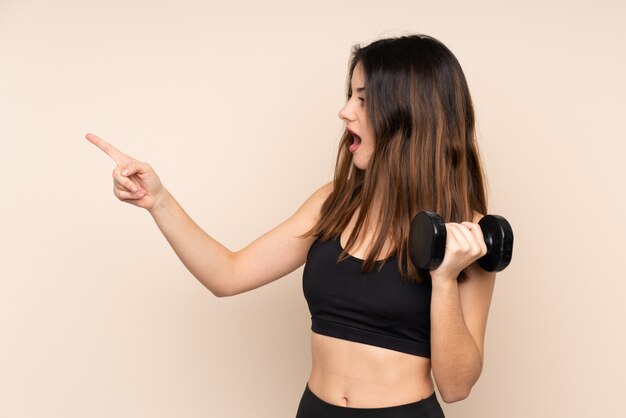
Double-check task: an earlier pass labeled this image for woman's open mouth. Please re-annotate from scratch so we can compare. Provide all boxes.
[349,132,361,153]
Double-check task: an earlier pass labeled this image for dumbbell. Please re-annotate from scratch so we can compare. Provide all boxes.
[409,211,513,272]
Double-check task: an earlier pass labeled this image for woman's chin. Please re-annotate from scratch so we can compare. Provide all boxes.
[352,158,369,171]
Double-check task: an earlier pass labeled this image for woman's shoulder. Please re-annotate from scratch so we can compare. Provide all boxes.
[319,180,334,196]
[308,181,334,207]
[292,181,334,227]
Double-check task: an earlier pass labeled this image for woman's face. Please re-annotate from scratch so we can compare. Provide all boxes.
[338,62,375,170]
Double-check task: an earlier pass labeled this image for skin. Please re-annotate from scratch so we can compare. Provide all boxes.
[86,67,495,406]
[338,63,375,171]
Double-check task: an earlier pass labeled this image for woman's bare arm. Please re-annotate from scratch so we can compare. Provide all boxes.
[428,213,496,403]
[86,132,333,297]
[148,183,333,297]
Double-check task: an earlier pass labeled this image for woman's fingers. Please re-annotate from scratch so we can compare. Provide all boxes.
[113,178,143,194]
[447,223,482,256]
[87,133,162,211]
[113,185,145,200]
[433,221,490,279]
[112,166,142,193]
[449,222,486,260]
[87,133,163,210]
[119,161,146,178]
[86,133,135,166]
[461,221,488,256]
[446,224,469,252]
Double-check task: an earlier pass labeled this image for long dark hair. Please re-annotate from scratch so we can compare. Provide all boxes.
[303,34,488,283]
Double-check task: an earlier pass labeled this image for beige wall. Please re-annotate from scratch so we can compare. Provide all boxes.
[1,0,624,417]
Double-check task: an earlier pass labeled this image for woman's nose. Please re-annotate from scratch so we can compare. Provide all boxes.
[338,103,353,122]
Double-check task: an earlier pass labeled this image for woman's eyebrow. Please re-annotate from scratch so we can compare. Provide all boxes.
[355,87,366,93]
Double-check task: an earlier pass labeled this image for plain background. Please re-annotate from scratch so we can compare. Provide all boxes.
[1,0,624,417]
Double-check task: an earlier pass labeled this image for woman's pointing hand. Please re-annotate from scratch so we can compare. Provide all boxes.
[86,133,166,211]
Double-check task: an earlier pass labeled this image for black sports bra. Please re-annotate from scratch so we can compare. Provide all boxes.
[302,235,432,358]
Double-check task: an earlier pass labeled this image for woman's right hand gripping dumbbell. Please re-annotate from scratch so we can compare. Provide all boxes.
[86,133,166,212]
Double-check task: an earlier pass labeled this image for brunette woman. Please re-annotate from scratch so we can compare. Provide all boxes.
[88,34,495,418]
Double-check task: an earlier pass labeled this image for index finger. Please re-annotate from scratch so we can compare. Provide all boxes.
[85,133,132,166]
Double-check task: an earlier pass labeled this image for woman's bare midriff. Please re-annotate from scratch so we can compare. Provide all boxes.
[306,215,435,407]
[307,332,435,408]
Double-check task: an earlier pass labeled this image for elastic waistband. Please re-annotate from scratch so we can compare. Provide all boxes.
[296,383,445,418]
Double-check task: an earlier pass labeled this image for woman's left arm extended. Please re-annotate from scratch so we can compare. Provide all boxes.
[428,215,497,403]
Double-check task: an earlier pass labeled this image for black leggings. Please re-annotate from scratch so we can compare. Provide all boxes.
[295,383,445,418]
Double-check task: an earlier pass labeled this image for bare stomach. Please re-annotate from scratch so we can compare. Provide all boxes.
[307,332,435,408]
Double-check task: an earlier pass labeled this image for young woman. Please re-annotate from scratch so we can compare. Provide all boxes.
[88,34,495,418]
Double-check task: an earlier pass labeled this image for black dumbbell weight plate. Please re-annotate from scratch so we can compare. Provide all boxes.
[477,215,514,272]
[409,211,447,270]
